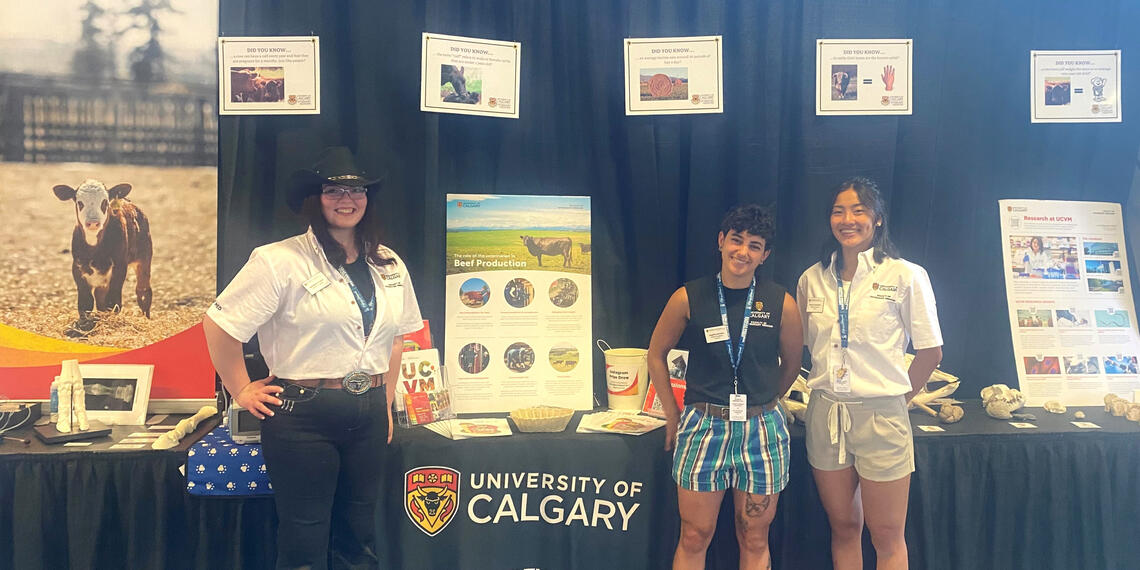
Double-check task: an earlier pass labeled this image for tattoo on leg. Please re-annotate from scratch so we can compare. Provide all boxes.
[745,494,772,517]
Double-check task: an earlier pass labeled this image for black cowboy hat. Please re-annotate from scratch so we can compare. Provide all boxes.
[287,146,385,213]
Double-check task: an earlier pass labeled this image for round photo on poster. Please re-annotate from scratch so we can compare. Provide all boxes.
[548,343,580,372]
[458,342,491,374]
[504,342,536,373]
[459,278,491,308]
[503,278,534,308]
[548,278,579,308]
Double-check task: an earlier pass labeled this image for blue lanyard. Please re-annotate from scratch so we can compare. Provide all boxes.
[337,265,376,339]
[836,269,852,349]
[715,273,755,393]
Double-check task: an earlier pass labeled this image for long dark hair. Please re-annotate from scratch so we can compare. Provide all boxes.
[300,190,396,268]
[819,176,898,272]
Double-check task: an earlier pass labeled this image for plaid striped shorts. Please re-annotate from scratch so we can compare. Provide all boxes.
[672,403,790,495]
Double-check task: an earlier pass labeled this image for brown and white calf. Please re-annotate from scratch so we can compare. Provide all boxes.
[53,180,153,333]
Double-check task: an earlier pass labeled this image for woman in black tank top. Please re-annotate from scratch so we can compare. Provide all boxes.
[647,205,803,569]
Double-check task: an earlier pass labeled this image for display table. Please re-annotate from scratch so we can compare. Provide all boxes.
[0,416,222,569]
[2,405,1138,569]
[375,413,678,569]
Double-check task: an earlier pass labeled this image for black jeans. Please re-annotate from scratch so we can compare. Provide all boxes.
[260,380,389,570]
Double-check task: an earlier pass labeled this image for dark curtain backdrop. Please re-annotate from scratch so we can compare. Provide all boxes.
[218,0,1140,399]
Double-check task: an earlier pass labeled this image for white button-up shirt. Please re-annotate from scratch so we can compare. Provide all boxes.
[206,229,423,379]
[797,249,942,397]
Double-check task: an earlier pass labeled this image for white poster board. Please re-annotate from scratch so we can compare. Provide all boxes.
[998,199,1140,406]
[218,36,320,115]
[816,39,912,115]
[1030,50,1121,123]
[421,33,521,119]
[624,36,723,115]
[445,195,592,412]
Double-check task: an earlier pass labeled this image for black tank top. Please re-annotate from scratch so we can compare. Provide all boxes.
[678,275,785,406]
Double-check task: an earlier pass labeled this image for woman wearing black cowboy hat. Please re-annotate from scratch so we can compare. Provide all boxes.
[203,146,423,569]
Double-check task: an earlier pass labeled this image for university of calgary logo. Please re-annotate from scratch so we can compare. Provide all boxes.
[405,466,460,536]
[754,301,764,311]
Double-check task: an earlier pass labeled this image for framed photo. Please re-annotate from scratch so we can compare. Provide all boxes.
[77,364,154,425]
[1030,50,1121,123]
[420,32,521,119]
[624,36,723,115]
[816,39,913,115]
[218,36,320,115]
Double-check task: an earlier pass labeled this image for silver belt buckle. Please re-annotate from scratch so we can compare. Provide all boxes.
[342,371,372,395]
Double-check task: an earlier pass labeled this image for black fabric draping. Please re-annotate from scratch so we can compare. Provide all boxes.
[4,407,1139,568]
[0,418,225,570]
[1,453,188,569]
[218,1,1140,401]
[374,413,678,568]
[907,412,1140,570]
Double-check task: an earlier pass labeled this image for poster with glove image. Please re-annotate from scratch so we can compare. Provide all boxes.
[445,195,591,413]
[816,39,912,115]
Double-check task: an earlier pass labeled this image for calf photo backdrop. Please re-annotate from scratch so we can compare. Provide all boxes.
[0,0,218,405]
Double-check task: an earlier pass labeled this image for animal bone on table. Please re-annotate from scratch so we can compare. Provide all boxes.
[152,406,218,450]
[53,359,90,433]
[779,373,811,425]
[904,354,960,416]
[937,403,964,423]
[980,384,1025,419]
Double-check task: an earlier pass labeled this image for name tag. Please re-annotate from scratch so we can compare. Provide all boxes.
[806,298,824,313]
[729,393,747,422]
[704,325,729,343]
[303,273,331,295]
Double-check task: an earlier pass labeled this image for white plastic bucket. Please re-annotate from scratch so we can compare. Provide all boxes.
[597,340,649,411]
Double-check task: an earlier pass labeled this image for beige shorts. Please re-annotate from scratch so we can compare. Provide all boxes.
[805,390,914,482]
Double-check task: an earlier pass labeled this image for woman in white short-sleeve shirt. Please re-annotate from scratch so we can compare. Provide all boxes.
[1022,236,1049,276]
[796,177,943,570]
[203,147,423,569]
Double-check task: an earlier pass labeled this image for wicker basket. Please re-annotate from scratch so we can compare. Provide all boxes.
[509,405,574,433]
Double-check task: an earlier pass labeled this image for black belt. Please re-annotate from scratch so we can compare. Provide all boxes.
[279,375,383,391]
[690,399,778,420]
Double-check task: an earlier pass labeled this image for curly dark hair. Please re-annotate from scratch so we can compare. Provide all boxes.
[819,176,898,271]
[719,204,776,250]
[300,191,396,268]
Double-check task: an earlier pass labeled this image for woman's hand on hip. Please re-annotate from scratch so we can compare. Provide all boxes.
[235,375,283,420]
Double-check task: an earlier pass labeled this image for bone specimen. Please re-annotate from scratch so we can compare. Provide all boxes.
[904,354,961,416]
[780,376,811,425]
[937,403,964,424]
[980,384,1025,420]
[152,406,219,450]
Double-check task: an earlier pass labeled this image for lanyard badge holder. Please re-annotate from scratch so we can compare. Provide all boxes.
[717,274,754,421]
[337,265,378,395]
[832,270,853,393]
